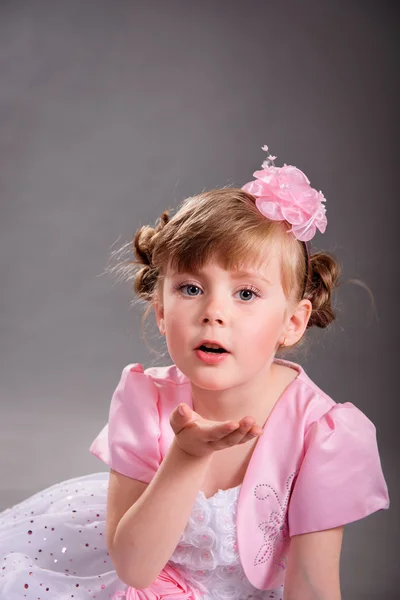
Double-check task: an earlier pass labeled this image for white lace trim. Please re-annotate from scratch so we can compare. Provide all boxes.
[169,485,284,599]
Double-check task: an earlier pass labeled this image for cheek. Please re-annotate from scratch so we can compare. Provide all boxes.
[248,325,279,350]
[242,307,284,347]
[164,305,189,342]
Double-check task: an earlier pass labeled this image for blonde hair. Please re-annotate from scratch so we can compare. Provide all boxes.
[108,188,344,353]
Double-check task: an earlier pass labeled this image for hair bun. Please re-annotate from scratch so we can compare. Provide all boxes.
[306,251,341,329]
[133,210,170,301]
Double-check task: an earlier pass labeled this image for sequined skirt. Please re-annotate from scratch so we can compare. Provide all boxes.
[0,472,128,599]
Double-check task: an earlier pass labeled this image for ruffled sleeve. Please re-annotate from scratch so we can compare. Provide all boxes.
[288,403,390,537]
[89,363,162,483]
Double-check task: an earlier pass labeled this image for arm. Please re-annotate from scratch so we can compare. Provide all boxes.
[284,526,344,600]
[107,437,212,589]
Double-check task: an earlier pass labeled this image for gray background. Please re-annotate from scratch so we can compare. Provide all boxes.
[0,0,398,597]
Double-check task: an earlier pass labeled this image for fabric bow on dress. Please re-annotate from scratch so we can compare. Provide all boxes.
[113,563,206,600]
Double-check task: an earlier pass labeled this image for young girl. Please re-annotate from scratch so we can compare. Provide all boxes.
[0,146,390,599]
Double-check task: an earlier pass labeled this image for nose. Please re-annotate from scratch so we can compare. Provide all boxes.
[202,314,224,325]
[201,292,226,325]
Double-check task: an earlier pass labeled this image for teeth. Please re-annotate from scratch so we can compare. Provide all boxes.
[204,343,220,349]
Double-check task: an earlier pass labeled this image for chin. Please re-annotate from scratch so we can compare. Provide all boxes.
[186,367,236,391]
[192,379,227,392]
[171,353,235,388]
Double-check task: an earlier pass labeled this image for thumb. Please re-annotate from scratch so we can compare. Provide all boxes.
[170,403,191,435]
[178,403,189,417]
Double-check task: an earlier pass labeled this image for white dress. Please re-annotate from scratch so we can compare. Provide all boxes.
[0,473,284,600]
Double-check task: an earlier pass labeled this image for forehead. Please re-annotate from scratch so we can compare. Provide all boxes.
[166,251,282,283]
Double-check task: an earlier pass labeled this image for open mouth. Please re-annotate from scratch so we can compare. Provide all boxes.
[197,345,227,354]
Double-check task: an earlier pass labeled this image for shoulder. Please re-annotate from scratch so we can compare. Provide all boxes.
[112,363,192,424]
[120,362,190,388]
[282,358,375,433]
[112,362,190,405]
[89,362,188,480]
[141,363,190,387]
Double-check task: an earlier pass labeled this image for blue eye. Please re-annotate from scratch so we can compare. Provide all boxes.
[176,284,202,296]
[175,283,261,301]
[237,287,261,301]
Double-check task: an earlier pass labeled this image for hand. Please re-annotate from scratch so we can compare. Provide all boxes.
[169,403,264,458]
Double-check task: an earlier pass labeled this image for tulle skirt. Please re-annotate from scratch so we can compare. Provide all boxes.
[0,472,129,599]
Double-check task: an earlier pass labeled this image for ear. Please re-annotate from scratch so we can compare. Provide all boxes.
[282,299,312,346]
[154,292,165,335]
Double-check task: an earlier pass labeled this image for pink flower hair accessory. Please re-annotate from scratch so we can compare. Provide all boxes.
[241,145,327,242]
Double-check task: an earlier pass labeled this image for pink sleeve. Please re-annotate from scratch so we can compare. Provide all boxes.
[288,403,390,537]
[89,363,161,483]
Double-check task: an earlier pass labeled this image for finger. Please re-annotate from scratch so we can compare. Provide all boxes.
[225,418,264,444]
[229,417,255,435]
[237,428,264,444]
[205,421,241,442]
[212,419,255,446]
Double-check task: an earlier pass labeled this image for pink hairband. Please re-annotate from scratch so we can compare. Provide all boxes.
[241,145,328,298]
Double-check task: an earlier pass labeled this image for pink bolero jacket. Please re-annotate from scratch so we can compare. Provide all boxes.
[90,358,390,591]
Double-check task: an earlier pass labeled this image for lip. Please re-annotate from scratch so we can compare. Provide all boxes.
[195,339,230,352]
[195,348,230,365]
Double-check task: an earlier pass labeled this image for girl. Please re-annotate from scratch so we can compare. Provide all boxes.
[0,146,390,599]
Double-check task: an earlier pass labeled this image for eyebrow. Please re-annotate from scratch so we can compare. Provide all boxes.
[230,270,273,285]
[172,269,272,286]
